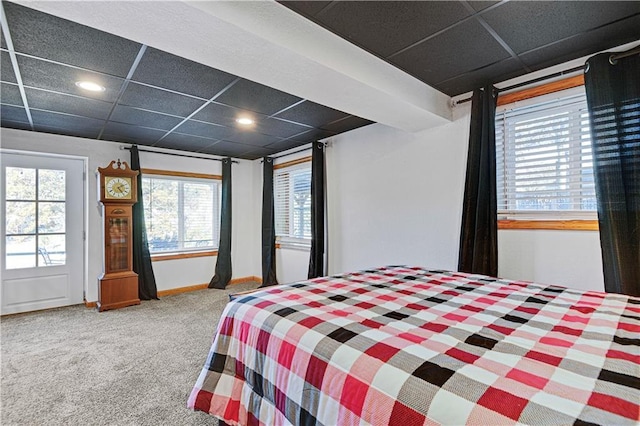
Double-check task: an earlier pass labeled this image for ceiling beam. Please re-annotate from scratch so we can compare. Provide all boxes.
[16,0,452,133]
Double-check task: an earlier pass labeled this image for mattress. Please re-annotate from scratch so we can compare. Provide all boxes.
[189,266,640,425]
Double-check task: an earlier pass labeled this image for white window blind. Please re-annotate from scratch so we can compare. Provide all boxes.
[274,163,311,244]
[496,89,597,218]
[142,174,220,254]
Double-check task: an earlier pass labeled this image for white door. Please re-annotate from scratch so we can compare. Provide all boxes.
[1,151,85,315]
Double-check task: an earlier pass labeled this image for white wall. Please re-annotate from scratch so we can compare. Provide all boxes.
[0,128,259,302]
[318,105,604,292]
[2,107,606,298]
[326,114,469,275]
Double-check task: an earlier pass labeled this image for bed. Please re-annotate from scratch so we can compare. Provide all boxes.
[188,265,640,425]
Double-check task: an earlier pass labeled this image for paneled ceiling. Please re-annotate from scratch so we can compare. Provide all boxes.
[1,1,639,160]
[280,1,640,96]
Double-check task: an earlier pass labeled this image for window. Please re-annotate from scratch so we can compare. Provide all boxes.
[141,172,220,254]
[4,167,67,268]
[274,162,311,246]
[495,87,597,220]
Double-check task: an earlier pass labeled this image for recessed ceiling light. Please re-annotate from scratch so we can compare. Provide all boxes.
[236,117,254,125]
[75,81,105,92]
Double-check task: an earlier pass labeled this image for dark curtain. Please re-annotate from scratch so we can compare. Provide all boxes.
[260,157,278,287]
[130,146,158,300]
[209,158,233,289]
[458,85,499,277]
[584,51,640,297]
[308,142,326,279]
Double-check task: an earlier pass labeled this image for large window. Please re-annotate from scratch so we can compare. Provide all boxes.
[142,172,220,254]
[495,87,597,220]
[274,162,311,246]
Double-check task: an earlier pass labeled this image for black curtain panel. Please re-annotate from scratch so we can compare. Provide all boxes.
[260,157,278,288]
[308,142,326,279]
[584,50,640,297]
[130,146,158,300]
[209,158,233,289]
[458,85,499,277]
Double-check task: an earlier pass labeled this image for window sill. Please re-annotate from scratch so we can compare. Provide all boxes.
[498,220,598,231]
[275,241,311,251]
[151,250,218,262]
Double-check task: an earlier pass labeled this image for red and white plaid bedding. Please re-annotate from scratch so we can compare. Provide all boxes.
[189,266,640,425]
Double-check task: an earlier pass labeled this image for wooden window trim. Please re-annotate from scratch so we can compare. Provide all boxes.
[498,220,598,231]
[497,74,584,106]
[141,168,221,180]
[497,74,593,232]
[151,250,218,262]
[274,156,311,170]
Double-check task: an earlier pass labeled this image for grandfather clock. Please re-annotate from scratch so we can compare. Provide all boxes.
[97,159,140,312]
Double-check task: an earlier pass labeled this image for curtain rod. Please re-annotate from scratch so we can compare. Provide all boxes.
[120,145,239,163]
[609,45,640,64]
[262,141,328,162]
[453,64,585,106]
[454,44,640,106]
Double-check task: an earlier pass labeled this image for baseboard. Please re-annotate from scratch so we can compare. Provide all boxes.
[156,276,262,297]
[86,276,263,306]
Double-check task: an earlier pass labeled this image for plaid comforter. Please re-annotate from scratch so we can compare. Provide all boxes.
[189,266,640,425]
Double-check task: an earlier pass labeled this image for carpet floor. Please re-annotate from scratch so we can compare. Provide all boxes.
[1,281,260,425]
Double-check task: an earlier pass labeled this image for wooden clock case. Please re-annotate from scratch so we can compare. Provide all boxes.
[97,160,140,312]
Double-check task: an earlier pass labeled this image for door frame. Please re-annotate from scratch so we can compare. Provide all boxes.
[1,148,88,313]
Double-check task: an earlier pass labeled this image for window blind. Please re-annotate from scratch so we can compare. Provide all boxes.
[496,91,597,216]
[142,175,220,253]
[274,164,311,241]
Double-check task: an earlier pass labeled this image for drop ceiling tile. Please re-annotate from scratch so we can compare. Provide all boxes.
[319,115,374,134]
[278,1,333,17]
[435,57,525,96]
[222,129,281,147]
[315,1,471,58]
[131,47,238,98]
[469,1,502,12]
[154,132,218,151]
[273,101,349,128]
[264,138,309,154]
[241,146,275,161]
[118,82,205,117]
[198,140,255,157]
[102,121,166,143]
[33,125,101,140]
[110,105,183,131]
[1,120,31,131]
[190,102,243,127]
[288,128,336,144]
[3,2,142,77]
[2,82,23,106]
[17,55,124,102]
[390,19,511,92]
[30,110,105,134]
[102,133,156,147]
[25,88,113,120]
[255,118,310,139]
[174,120,236,140]
[482,1,640,54]
[0,104,29,124]
[1,25,6,49]
[1,51,17,83]
[215,79,302,116]
[520,15,640,72]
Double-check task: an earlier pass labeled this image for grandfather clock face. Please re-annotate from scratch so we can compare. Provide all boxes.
[105,176,132,200]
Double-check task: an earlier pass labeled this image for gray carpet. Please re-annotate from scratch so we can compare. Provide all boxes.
[1,281,260,425]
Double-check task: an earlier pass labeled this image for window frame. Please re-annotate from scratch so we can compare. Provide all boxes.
[494,75,599,231]
[140,169,222,261]
[273,157,312,250]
